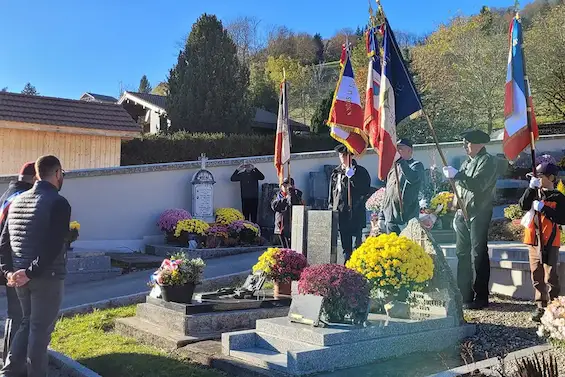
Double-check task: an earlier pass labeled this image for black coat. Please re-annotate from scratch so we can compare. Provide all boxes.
[231,168,265,199]
[329,160,371,230]
[271,188,303,236]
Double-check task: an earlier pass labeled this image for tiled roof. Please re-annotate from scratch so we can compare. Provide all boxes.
[0,92,140,133]
[81,92,118,103]
[125,92,167,110]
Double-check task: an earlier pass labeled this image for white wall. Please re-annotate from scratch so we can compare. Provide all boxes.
[1,135,564,251]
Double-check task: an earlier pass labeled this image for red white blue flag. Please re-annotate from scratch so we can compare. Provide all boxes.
[363,26,382,149]
[274,79,291,183]
[327,44,368,156]
[503,15,538,161]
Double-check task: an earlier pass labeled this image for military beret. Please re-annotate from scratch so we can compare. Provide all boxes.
[334,144,352,155]
[397,138,413,148]
[461,130,490,144]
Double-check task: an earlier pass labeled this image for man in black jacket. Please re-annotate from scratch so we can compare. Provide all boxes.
[382,138,425,234]
[0,155,71,377]
[0,162,36,363]
[329,144,371,262]
[230,161,265,223]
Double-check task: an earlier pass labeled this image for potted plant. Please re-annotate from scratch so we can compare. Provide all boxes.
[504,204,526,226]
[215,208,244,225]
[150,253,205,303]
[346,233,434,319]
[66,221,80,250]
[205,224,229,248]
[253,248,307,297]
[430,191,456,229]
[228,220,260,245]
[174,219,210,247]
[365,187,386,236]
[298,264,370,325]
[157,209,192,244]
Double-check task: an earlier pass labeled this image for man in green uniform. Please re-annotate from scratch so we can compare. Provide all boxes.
[443,130,497,310]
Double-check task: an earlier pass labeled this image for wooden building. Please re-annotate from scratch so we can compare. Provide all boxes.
[0,92,140,175]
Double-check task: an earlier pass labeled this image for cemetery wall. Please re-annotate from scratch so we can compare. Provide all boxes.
[1,135,564,250]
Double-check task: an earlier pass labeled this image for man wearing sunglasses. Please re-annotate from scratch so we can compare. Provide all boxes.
[0,155,70,377]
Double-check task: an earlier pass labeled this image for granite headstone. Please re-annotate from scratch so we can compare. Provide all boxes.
[291,205,308,255]
[308,171,329,209]
[305,210,339,266]
[257,183,279,237]
[191,153,215,223]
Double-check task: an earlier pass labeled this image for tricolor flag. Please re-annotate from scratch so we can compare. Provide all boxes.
[503,15,538,161]
[274,79,291,183]
[327,44,368,156]
[376,20,422,180]
[363,26,382,149]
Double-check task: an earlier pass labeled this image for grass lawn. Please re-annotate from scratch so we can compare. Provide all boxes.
[50,306,225,377]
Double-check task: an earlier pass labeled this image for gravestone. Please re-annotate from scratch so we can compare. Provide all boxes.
[290,205,307,254]
[257,183,279,236]
[400,219,464,325]
[288,294,324,327]
[305,210,339,266]
[308,171,329,209]
[191,154,215,223]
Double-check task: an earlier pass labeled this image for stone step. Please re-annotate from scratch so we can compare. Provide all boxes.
[255,332,318,354]
[115,317,206,349]
[65,268,122,285]
[66,255,112,273]
[229,348,288,373]
[136,302,187,334]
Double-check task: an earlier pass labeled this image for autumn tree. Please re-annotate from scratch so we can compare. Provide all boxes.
[226,16,263,65]
[151,82,169,96]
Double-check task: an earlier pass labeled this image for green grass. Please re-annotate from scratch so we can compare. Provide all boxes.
[51,306,224,377]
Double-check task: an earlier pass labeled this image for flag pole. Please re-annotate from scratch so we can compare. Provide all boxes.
[375,0,469,223]
[283,69,291,182]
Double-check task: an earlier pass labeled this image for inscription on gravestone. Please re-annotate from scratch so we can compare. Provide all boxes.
[305,210,339,266]
[192,154,215,223]
[288,294,324,327]
[291,205,308,255]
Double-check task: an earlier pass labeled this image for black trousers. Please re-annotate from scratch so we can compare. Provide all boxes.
[454,209,492,303]
[339,214,363,262]
[278,235,291,249]
[2,286,23,363]
[242,198,258,223]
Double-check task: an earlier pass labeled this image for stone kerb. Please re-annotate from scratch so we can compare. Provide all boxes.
[400,219,464,325]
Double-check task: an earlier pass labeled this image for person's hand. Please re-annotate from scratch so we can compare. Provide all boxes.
[532,200,544,212]
[443,166,458,179]
[529,177,542,189]
[8,270,29,287]
[345,167,355,178]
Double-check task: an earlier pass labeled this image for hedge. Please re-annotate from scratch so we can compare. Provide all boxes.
[121,132,340,165]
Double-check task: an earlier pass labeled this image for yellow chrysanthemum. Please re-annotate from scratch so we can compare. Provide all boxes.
[215,208,244,225]
[69,221,81,231]
[430,191,454,216]
[174,219,210,237]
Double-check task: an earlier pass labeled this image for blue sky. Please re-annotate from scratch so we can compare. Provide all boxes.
[0,0,530,100]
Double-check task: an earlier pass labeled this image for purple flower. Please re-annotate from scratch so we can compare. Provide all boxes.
[157,209,192,233]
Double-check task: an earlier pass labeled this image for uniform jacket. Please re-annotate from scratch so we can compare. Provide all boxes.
[382,158,424,225]
[271,188,304,236]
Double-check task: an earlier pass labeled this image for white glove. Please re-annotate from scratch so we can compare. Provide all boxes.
[345,167,355,178]
[443,166,458,179]
[532,200,544,212]
[529,177,542,189]
[419,199,428,209]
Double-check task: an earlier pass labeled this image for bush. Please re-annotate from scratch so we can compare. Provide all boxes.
[121,132,339,165]
[488,219,524,242]
[503,204,525,221]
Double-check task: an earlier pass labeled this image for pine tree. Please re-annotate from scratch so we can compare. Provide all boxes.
[167,14,252,133]
[313,33,325,64]
[138,75,152,94]
[310,91,334,134]
[21,83,38,95]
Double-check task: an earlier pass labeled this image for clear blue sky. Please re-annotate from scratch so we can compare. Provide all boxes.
[0,0,530,100]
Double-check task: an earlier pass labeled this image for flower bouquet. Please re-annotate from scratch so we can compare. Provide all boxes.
[538,297,565,342]
[430,191,456,229]
[346,233,434,318]
[157,209,192,244]
[228,220,261,245]
[174,219,210,247]
[150,252,205,303]
[215,208,244,225]
[298,264,370,325]
[253,248,307,296]
[66,221,80,250]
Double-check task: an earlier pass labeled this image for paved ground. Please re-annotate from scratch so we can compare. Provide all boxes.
[0,251,261,315]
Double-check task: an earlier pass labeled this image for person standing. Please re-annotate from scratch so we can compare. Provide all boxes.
[519,163,565,322]
[0,155,71,377]
[271,178,304,248]
[230,161,265,223]
[329,144,371,262]
[382,138,425,234]
[0,162,36,363]
[443,130,497,310]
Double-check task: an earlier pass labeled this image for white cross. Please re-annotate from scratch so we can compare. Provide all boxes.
[199,153,208,170]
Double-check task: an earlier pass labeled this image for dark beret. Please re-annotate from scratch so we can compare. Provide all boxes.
[397,138,413,148]
[461,129,490,144]
[334,144,352,155]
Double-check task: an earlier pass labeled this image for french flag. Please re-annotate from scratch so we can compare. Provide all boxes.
[327,44,368,156]
[503,15,538,161]
[363,26,382,149]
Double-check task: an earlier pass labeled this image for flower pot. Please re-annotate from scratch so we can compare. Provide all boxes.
[384,300,411,319]
[274,281,292,297]
[160,282,195,304]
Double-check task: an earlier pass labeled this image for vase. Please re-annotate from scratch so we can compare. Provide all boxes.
[160,282,195,304]
[384,300,411,319]
[274,281,292,297]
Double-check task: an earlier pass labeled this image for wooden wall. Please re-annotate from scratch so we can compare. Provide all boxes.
[0,128,121,175]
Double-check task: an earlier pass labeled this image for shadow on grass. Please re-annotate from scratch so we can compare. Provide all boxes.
[79,352,223,377]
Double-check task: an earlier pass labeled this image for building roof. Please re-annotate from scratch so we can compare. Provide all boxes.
[0,92,141,133]
[118,92,167,112]
[491,121,565,141]
[253,108,310,132]
[80,92,118,103]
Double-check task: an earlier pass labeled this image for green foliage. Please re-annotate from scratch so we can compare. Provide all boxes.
[504,204,526,220]
[138,75,152,94]
[121,132,338,165]
[21,82,38,95]
[151,82,168,96]
[167,14,252,133]
[249,62,278,113]
[310,91,334,134]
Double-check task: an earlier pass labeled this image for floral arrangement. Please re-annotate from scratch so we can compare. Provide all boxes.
[67,221,80,244]
[503,204,525,221]
[174,219,210,237]
[150,252,205,287]
[207,224,229,239]
[538,297,565,341]
[253,248,307,283]
[157,209,192,233]
[430,191,455,216]
[346,233,434,297]
[215,208,244,225]
[420,165,452,203]
[365,188,386,213]
[298,264,370,324]
[536,154,557,166]
[228,220,260,236]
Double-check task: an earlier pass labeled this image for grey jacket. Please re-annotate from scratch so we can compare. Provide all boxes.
[382,159,425,225]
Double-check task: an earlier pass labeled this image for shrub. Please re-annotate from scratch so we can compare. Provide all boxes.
[488,219,524,242]
[121,132,339,165]
[503,204,525,220]
[298,264,370,324]
[253,248,307,283]
[174,219,209,237]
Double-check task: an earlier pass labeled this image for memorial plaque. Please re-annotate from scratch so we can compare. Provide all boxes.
[288,294,324,327]
[291,205,307,255]
[306,210,339,266]
[308,172,329,210]
[410,291,448,319]
[191,154,215,223]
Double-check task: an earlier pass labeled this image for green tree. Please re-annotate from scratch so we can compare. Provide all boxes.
[249,62,278,113]
[310,90,334,134]
[313,33,325,64]
[151,82,169,96]
[167,14,252,133]
[1,87,7,92]
[138,75,152,93]
[21,83,38,95]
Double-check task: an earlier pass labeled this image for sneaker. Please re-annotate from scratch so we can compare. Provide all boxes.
[531,307,545,323]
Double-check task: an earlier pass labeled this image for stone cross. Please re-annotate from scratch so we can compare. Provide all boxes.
[199,153,208,170]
